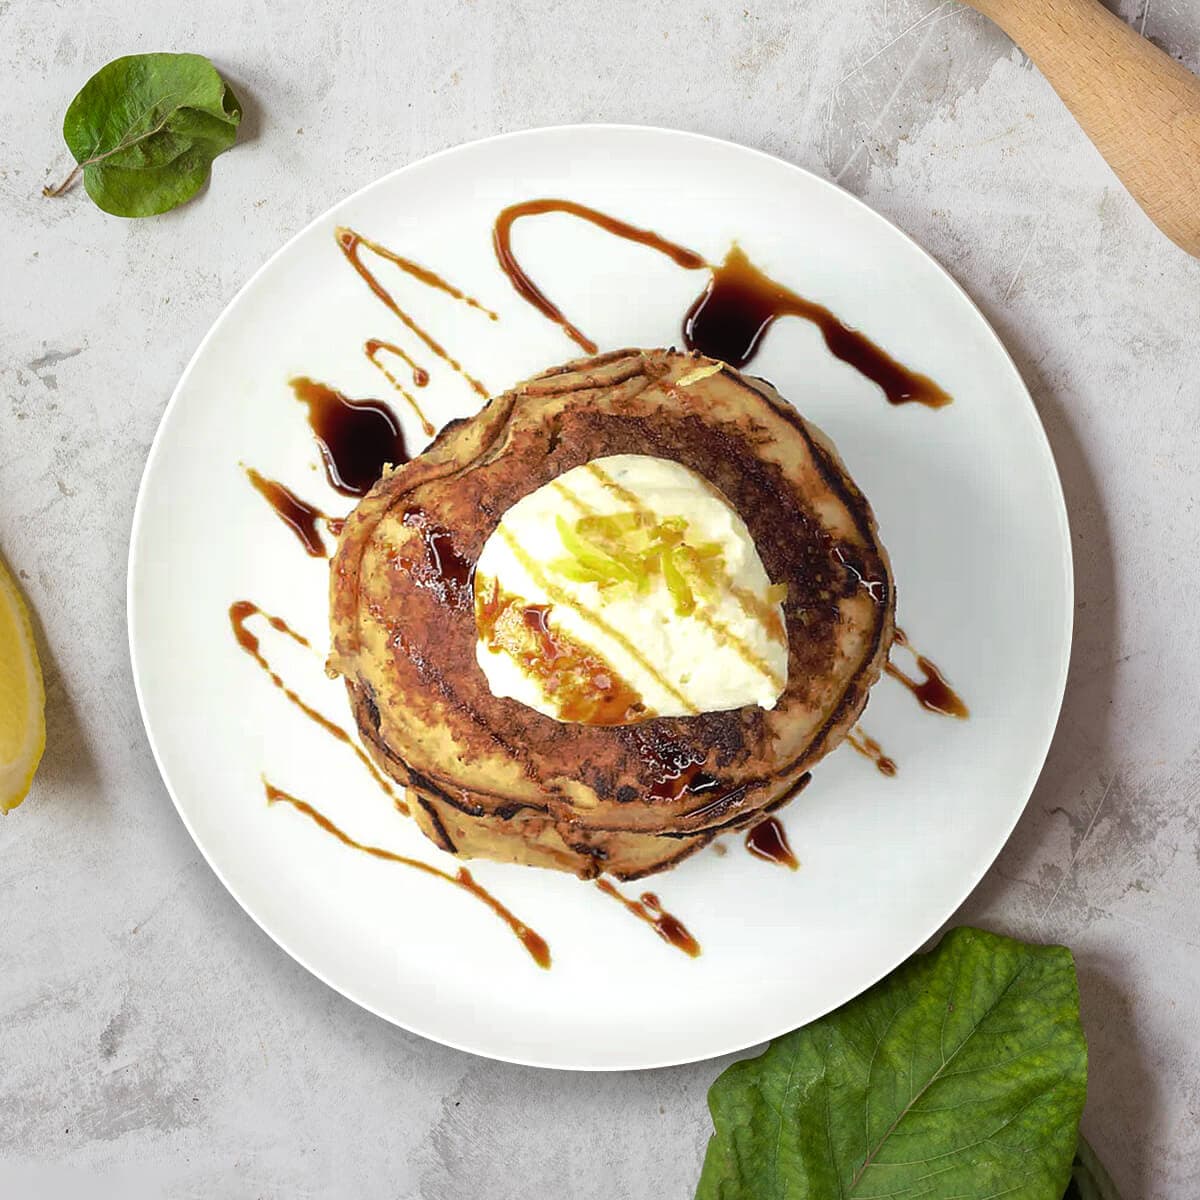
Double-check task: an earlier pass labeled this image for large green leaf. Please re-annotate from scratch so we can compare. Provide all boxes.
[697,927,1087,1200]
[49,53,241,217]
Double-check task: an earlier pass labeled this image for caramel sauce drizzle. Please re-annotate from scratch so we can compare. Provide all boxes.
[578,462,786,689]
[492,199,707,354]
[746,816,799,870]
[335,226,494,399]
[476,577,649,725]
[887,629,970,719]
[491,199,951,408]
[595,879,701,957]
[243,466,340,558]
[364,338,436,437]
[229,602,408,813]
[496,526,699,715]
[847,728,898,777]
[264,780,549,968]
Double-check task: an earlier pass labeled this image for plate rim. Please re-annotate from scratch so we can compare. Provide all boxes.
[126,122,1074,1071]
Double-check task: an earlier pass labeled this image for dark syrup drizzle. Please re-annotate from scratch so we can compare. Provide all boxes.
[364,339,436,438]
[636,739,721,802]
[290,376,408,497]
[335,226,494,399]
[746,817,799,870]
[491,199,951,408]
[398,509,475,605]
[522,603,555,647]
[635,740,742,824]
[887,629,969,718]
[229,601,408,813]
[648,761,719,802]
[684,247,952,407]
[742,772,809,867]
[243,466,338,557]
[366,335,430,389]
[847,729,898,778]
[595,879,701,957]
[424,528,474,590]
[493,199,706,354]
[264,780,549,968]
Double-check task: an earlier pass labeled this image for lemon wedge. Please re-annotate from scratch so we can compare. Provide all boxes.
[0,555,45,812]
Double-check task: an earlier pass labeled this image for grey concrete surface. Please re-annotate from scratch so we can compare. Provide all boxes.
[2,0,1199,1196]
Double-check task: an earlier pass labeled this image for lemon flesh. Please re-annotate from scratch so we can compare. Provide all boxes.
[0,556,45,812]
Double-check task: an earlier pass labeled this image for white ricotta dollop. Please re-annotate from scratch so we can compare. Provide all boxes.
[474,454,788,723]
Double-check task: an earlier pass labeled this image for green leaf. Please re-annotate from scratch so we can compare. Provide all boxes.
[696,927,1088,1200]
[46,53,241,217]
[1063,1135,1123,1200]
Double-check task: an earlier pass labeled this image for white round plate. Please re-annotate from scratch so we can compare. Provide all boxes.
[129,125,1071,1070]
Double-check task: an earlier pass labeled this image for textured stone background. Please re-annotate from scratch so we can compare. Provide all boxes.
[2,0,1199,1196]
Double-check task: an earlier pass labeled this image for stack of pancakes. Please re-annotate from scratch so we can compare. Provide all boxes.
[329,348,894,879]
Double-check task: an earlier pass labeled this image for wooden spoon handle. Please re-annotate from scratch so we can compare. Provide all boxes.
[963,0,1200,257]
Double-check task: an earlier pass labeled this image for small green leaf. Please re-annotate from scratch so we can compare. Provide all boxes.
[1063,1135,1123,1200]
[45,53,241,217]
[697,927,1088,1200]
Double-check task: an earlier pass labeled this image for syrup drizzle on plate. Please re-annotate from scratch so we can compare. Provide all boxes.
[229,601,408,813]
[364,338,436,437]
[595,878,701,957]
[243,466,339,557]
[746,816,799,870]
[888,628,970,718]
[847,728,898,777]
[492,198,706,353]
[264,779,549,968]
[492,198,951,408]
[684,246,952,407]
[290,376,409,497]
[335,225,495,399]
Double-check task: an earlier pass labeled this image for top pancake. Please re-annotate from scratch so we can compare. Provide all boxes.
[329,348,895,841]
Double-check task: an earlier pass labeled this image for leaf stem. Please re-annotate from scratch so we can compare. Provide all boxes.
[42,163,82,198]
